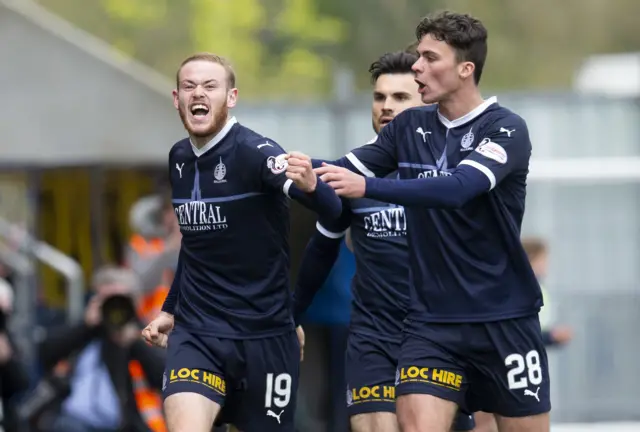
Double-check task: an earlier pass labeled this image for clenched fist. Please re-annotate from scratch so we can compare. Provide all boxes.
[141,311,174,348]
[285,151,317,193]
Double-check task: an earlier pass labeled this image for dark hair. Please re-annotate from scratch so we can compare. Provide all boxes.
[368,51,419,84]
[415,11,488,84]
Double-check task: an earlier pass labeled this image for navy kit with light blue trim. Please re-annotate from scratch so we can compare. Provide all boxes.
[317,97,550,417]
[161,117,341,431]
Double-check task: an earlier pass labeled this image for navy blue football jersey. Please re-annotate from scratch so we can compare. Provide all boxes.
[169,117,297,338]
[318,170,410,341]
[335,97,542,323]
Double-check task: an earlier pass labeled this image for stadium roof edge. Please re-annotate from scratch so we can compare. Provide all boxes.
[0,0,174,98]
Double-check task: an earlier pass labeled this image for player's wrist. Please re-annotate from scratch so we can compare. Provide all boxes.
[159,309,175,319]
[304,175,318,193]
[363,176,377,198]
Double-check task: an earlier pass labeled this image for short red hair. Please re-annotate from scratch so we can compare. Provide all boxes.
[176,53,236,89]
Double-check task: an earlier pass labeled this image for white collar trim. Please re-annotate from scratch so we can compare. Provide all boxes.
[190,116,237,157]
[437,96,497,129]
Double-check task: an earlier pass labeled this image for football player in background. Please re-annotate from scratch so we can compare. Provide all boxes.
[293,48,475,432]
[297,11,550,432]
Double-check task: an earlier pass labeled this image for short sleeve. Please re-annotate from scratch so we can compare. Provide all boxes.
[346,119,398,178]
[457,115,531,189]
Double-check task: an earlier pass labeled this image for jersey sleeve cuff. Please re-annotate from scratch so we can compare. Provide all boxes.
[458,160,497,190]
[283,179,293,197]
[315,222,347,239]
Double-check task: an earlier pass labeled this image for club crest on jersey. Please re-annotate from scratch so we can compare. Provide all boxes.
[267,154,288,174]
[214,157,227,183]
[476,138,507,164]
[460,127,474,151]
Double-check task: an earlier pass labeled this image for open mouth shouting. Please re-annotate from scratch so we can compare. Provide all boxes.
[189,102,210,122]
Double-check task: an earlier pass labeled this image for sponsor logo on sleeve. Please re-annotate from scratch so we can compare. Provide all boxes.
[267,154,288,174]
[475,138,507,164]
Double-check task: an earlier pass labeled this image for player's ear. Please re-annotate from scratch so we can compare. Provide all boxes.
[458,61,475,81]
[172,89,179,110]
[227,88,238,109]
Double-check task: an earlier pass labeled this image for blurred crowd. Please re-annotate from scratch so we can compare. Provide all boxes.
[0,194,179,432]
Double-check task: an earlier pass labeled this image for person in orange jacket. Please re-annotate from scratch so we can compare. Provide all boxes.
[125,194,181,324]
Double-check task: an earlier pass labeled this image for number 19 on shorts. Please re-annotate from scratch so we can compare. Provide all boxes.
[265,373,292,408]
[504,350,542,390]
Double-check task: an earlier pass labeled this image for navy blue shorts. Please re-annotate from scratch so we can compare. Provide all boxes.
[346,331,475,430]
[396,315,551,417]
[163,325,300,431]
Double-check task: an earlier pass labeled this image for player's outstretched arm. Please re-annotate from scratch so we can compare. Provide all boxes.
[292,212,351,325]
[311,127,398,178]
[310,155,358,172]
[292,183,342,220]
[318,115,531,208]
[284,151,342,220]
[361,165,490,208]
[250,141,341,220]
[285,178,343,221]
[315,162,489,206]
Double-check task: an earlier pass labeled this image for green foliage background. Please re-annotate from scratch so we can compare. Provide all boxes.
[38,0,640,100]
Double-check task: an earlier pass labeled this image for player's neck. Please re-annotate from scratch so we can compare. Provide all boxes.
[191,135,212,149]
[438,89,485,123]
[190,116,232,149]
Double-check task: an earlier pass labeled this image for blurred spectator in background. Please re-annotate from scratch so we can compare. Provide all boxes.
[473,238,575,432]
[34,267,166,432]
[522,237,573,348]
[0,278,30,431]
[298,241,354,432]
[0,263,15,291]
[125,194,180,324]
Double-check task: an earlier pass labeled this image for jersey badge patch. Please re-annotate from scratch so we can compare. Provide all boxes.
[267,154,288,174]
[476,138,507,164]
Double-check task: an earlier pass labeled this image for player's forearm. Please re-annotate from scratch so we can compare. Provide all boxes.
[288,179,342,220]
[311,157,360,174]
[161,250,183,315]
[364,165,491,209]
[292,231,343,325]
